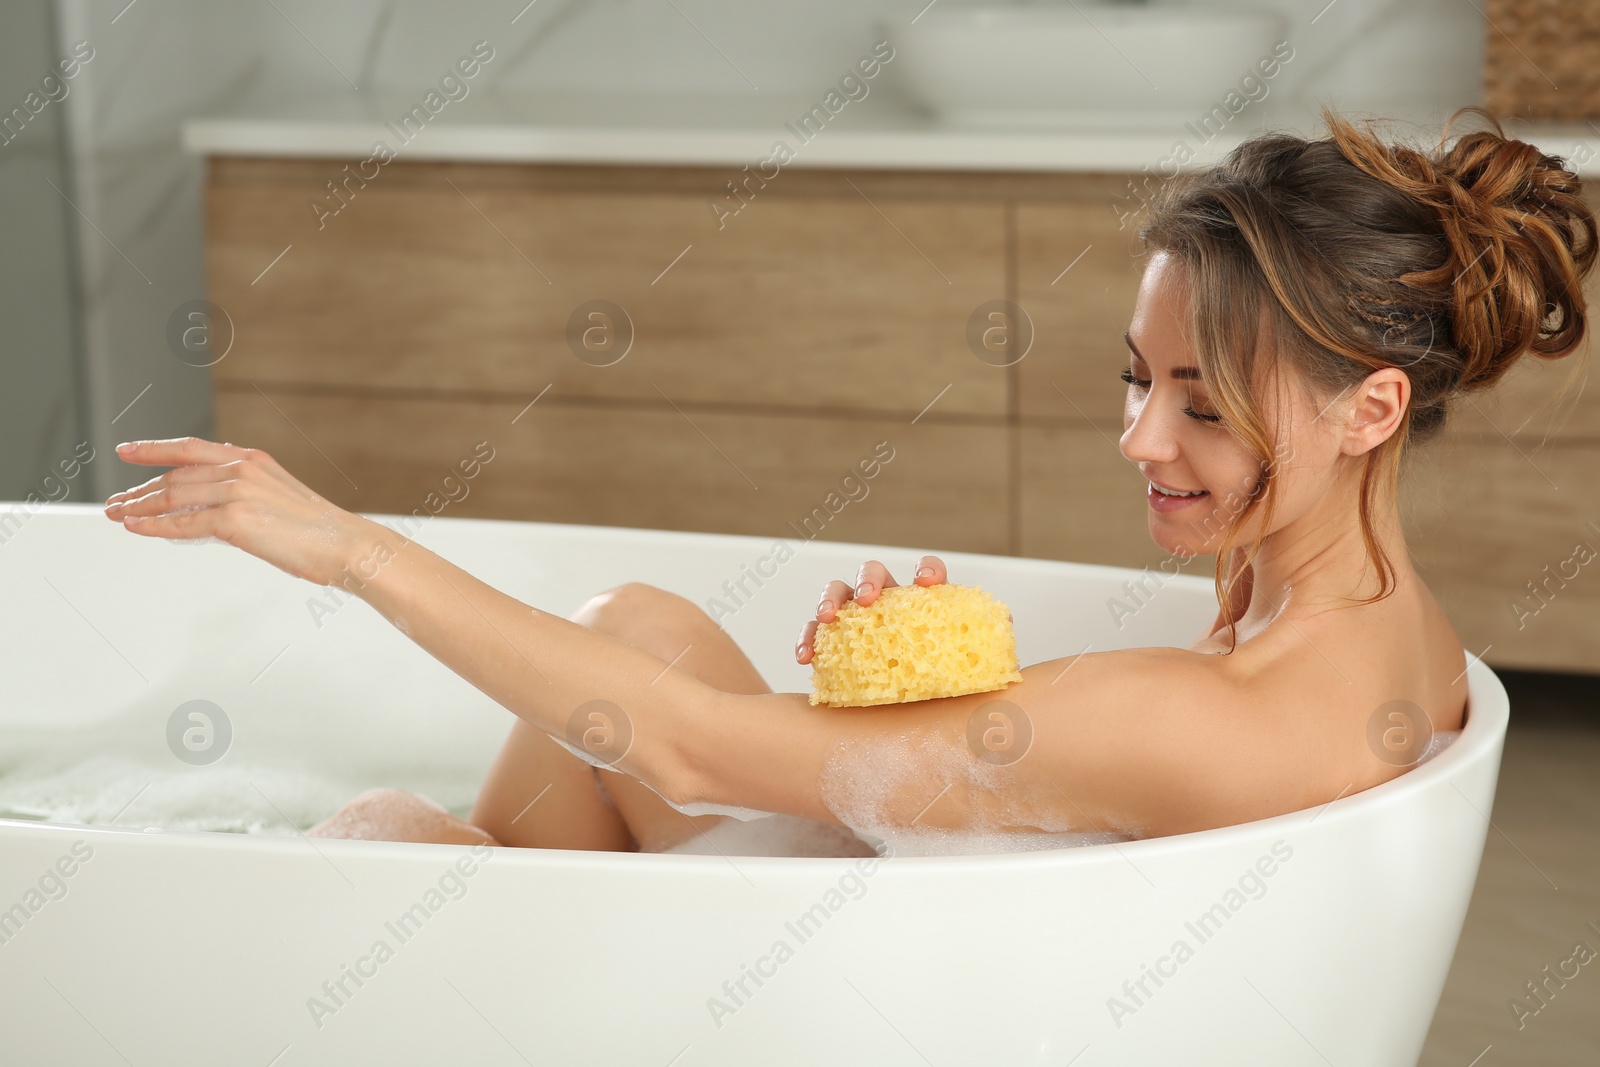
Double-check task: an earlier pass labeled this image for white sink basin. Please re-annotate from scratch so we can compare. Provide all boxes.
[880,2,1288,128]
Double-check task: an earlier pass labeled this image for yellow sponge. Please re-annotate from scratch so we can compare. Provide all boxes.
[808,582,1024,707]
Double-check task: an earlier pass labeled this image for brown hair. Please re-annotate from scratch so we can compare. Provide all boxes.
[1138,104,1598,650]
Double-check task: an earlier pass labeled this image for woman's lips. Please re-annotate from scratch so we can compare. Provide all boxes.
[1147,482,1210,513]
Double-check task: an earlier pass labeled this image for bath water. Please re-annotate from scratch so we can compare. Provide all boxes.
[0,707,1462,856]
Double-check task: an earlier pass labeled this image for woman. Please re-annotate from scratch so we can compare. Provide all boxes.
[103,105,1595,854]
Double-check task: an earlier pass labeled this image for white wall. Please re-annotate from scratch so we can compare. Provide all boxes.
[1234,0,1481,114]
[0,1,87,503]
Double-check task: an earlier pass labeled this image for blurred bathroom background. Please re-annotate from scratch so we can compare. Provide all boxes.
[1,1,1596,1060]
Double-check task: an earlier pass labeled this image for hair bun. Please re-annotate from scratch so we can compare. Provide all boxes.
[1328,105,1598,393]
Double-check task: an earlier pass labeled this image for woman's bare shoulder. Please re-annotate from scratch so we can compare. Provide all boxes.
[1012,644,1345,835]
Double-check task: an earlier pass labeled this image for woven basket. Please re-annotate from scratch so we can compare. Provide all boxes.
[1483,0,1600,119]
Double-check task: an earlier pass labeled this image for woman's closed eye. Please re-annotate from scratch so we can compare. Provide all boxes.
[1118,369,1223,424]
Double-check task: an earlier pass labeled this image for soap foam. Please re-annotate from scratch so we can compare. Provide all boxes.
[0,702,483,836]
[0,752,357,835]
[818,725,1135,857]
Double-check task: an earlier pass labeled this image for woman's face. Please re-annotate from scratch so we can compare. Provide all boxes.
[1118,250,1341,560]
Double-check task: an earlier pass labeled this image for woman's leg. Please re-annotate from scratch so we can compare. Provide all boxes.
[561,583,775,853]
[463,584,735,851]
[468,581,769,851]
[468,717,635,851]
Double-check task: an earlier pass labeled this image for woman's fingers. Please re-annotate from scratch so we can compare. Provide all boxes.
[110,440,315,510]
[105,461,237,507]
[100,435,368,587]
[796,619,819,665]
[852,559,898,605]
[114,437,252,468]
[106,479,236,522]
[816,579,854,623]
[113,438,316,496]
[804,575,866,663]
[855,556,946,602]
[801,556,953,663]
[115,503,232,540]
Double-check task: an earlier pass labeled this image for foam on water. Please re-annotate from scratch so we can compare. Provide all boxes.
[0,753,355,834]
[0,702,484,835]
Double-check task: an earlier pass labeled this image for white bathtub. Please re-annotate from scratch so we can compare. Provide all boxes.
[0,503,1504,1065]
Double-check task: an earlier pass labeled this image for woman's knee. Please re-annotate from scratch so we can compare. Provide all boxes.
[573,582,709,643]
[575,580,769,696]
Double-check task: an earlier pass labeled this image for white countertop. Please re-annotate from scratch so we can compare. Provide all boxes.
[181,90,1600,175]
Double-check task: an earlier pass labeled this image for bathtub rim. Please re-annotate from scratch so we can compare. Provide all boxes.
[1,504,1507,874]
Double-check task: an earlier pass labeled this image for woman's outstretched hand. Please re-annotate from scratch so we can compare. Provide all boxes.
[795,555,948,665]
[102,437,369,586]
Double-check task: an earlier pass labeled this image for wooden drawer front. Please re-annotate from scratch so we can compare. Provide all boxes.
[1019,423,1182,572]
[214,389,1009,555]
[1402,437,1600,671]
[206,162,1008,419]
[1015,202,1148,423]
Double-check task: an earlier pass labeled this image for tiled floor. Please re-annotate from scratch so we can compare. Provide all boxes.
[1420,669,1600,1066]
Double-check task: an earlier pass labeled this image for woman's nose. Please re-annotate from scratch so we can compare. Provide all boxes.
[1119,393,1181,466]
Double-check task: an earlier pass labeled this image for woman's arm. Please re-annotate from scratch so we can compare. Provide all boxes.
[686,646,1324,839]
[104,438,1323,841]
[347,514,1285,837]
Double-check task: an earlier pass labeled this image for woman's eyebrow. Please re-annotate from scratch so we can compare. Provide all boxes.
[1124,330,1203,380]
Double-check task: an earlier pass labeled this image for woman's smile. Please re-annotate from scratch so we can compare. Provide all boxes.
[1147,476,1211,513]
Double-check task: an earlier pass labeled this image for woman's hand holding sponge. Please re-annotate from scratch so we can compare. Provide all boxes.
[796,555,1023,708]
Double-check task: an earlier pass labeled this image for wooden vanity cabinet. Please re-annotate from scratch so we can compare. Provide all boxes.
[204,158,1600,672]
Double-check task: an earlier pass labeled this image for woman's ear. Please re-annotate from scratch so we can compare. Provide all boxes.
[1340,367,1410,456]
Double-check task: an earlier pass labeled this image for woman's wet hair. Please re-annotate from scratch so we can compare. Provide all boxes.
[1138,104,1599,648]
